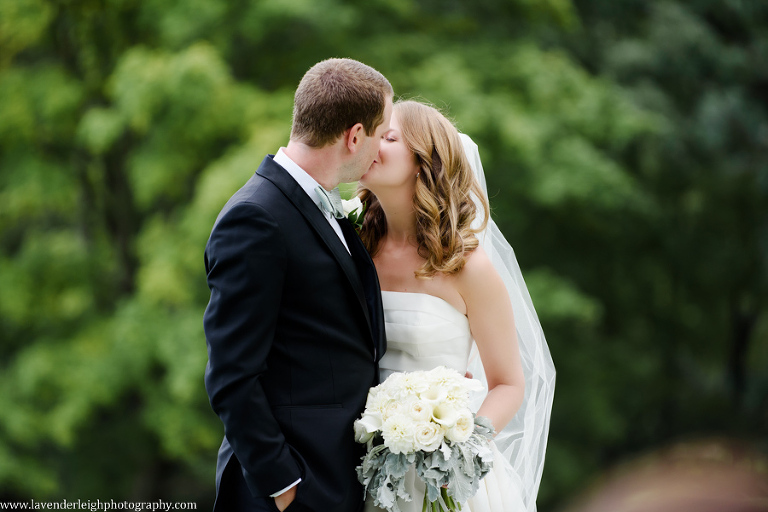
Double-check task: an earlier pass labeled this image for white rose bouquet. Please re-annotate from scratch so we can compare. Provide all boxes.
[354,366,495,512]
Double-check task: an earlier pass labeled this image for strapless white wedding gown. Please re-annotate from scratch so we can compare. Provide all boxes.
[364,291,526,512]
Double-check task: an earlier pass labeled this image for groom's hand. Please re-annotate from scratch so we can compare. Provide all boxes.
[274,485,297,511]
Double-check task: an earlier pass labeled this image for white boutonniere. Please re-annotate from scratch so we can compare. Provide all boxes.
[342,196,365,232]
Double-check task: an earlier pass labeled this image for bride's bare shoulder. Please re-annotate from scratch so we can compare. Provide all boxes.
[456,246,505,298]
[460,245,494,277]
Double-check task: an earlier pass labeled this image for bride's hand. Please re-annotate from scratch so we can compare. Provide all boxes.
[464,371,473,379]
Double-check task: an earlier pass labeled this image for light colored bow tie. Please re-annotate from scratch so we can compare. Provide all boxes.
[315,186,345,219]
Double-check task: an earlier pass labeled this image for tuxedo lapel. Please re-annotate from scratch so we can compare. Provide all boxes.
[339,218,386,362]
[255,157,373,339]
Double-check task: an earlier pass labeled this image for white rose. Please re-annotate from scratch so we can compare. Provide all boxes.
[431,403,460,428]
[445,410,474,443]
[381,372,405,394]
[383,399,405,420]
[354,412,382,443]
[341,197,363,216]
[381,414,416,454]
[408,399,433,422]
[413,421,444,452]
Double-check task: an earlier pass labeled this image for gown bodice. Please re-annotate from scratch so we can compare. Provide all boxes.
[378,291,473,381]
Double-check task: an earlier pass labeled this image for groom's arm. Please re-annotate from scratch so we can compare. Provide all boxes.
[203,201,301,498]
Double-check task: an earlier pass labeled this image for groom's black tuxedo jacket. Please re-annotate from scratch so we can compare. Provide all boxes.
[204,155,386,512]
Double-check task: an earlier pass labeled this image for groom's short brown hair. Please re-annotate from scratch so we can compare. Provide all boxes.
[291,58,393,148]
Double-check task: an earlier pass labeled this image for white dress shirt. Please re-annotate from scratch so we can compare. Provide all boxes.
[273,149,350,254]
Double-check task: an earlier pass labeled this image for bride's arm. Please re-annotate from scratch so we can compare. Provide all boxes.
[457,245,525,434]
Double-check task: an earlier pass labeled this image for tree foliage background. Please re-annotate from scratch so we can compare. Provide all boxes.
[1,0,765,509]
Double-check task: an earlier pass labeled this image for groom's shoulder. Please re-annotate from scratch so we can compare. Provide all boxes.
[212,156,286,225]
[228,156,290,204]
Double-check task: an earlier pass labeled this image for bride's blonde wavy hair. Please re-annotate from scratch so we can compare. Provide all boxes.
[358,100,489,278]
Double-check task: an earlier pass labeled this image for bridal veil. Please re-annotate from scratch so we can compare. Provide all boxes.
[461,133,556,512]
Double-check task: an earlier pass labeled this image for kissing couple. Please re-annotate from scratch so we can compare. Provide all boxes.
[203,58,555,512]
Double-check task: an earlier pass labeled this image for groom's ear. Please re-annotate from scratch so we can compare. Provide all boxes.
[344,123,365,153]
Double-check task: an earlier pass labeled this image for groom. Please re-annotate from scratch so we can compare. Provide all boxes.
[203,59,392,512]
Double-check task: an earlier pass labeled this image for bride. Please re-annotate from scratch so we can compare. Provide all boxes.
[357,100,555,512]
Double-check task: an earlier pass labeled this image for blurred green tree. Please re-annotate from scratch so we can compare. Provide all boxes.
[543,0,768,500]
